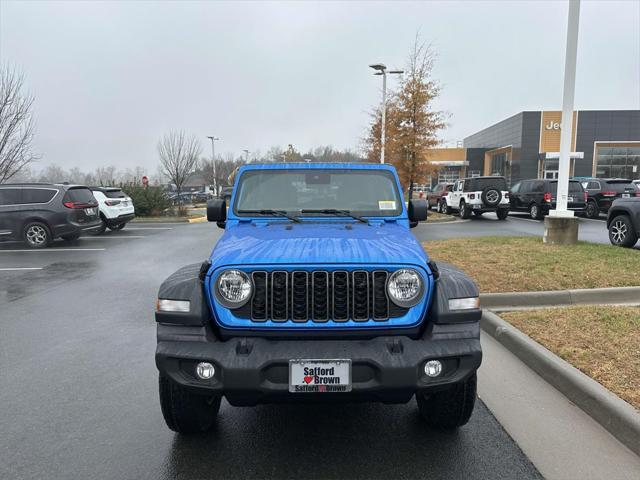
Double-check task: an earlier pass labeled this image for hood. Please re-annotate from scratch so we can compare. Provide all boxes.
[210,222,428,267]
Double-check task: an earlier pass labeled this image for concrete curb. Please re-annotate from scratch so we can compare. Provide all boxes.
[187,216,208,224]
[481,286,640,311]
[481,310,640,457]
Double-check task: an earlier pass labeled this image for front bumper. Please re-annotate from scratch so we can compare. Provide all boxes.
[155,322,482,406]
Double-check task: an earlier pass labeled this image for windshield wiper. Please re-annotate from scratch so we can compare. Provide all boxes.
[300,209,369,225]
[237,209,301,223]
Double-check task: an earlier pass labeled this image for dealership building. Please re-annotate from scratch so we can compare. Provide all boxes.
[428,110,640,185]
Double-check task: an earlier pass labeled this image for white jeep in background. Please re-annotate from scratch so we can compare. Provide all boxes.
[446,176,510,220]
[90,187,136,233]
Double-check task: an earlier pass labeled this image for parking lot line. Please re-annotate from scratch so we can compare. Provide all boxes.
[0,248,106,253]
[81,235,146,239]
[509,216,542,224]
[124,227,173,230]
[0,267,44,271]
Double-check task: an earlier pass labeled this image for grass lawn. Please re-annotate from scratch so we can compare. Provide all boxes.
[423,236,640,293]
[501,306,640,409]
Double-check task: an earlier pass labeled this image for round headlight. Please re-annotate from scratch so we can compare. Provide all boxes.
[215,269,252,308]
[387,268,424,308]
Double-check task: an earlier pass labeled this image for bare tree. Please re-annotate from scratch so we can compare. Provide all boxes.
[157,131,201,196]
[0,65,39,183]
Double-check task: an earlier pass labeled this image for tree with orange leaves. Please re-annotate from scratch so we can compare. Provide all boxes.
[365,37,446,197]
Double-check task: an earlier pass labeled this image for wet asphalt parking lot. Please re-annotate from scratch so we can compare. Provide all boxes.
[0,220,547,480]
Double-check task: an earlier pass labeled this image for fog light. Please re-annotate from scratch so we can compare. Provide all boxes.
[424,360,443,378]
[195,362,215,380]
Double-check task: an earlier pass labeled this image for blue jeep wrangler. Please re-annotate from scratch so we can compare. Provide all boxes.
[155,163,482,433]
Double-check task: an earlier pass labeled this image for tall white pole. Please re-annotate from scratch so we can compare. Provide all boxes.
[380,71,387,164]
[551,0,580,217]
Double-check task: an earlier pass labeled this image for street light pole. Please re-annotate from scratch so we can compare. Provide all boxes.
[206,136,219,194]
[370,64,403,164]
[550,0,580,218]
[243,149,250,163]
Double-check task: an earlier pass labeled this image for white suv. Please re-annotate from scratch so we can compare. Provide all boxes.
[90,187,135,233]
[446,176,510,220]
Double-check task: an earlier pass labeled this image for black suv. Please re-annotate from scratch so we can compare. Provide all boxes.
[580,178,638,219]
[509,179,586,219]
[0,183,101,248]
[607,197,640,248]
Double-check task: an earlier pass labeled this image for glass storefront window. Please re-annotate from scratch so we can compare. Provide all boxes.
[596,144,640,179]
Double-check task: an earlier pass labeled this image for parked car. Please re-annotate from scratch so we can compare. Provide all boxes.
[192,191,214,203]
[446,176,510,219]
[167,191,194,205]
[427,183,453,213]
[509,179,586,220]
[90,187,135,233]
[155,163,482,434]
[218,186,233,203]
[607,197,640,247]
[0,183,101,248]
[579,178,638,219]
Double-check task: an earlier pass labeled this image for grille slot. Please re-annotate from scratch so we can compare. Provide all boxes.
[312,271,329,322]
[372,270,389,320]
[243,270,409,323]
[251,271,267,321]
[271,271,288,321]
[352,271,369,321]
[291,271,308,322]
[332,271,349,321]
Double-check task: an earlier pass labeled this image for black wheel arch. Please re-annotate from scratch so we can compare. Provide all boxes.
[156,261,211,326]
[21,217,53,236]
[428,262,482,324]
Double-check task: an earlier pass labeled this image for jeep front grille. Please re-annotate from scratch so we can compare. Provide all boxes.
[235,270,407,323]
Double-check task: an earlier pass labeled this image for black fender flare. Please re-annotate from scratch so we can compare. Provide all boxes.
[428,262,481,324]
[155,261,211,326]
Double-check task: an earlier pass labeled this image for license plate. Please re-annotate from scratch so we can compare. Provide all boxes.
[84,208,96,215]
[567,197,574,202]
[622,194,630,198]
[289,359,351,393]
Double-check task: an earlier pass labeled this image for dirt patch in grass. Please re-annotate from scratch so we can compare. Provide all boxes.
[427,211,456,222]
[423,236,640,293]
[501,306,640,410]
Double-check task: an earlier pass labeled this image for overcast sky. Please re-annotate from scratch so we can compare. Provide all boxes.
[1,0,639,173]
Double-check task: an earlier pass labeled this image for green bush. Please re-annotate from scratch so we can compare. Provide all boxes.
[121,185,170,216]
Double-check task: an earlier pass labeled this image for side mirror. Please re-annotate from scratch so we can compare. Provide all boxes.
[207,199,227,228]
[408,199,428,228]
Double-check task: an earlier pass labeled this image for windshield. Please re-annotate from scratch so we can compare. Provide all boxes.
[234,169,403,217]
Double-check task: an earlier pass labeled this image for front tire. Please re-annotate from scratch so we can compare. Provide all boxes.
[416,373,477,429]
[609,215,638,248]
[440,199,451,215]
[159,375,221,434]
[23,222,52,249]
[109,223,125,231]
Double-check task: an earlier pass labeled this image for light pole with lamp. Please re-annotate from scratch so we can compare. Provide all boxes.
[243,149,250,163]
[369,63,403,164]
[206,136,220,195]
